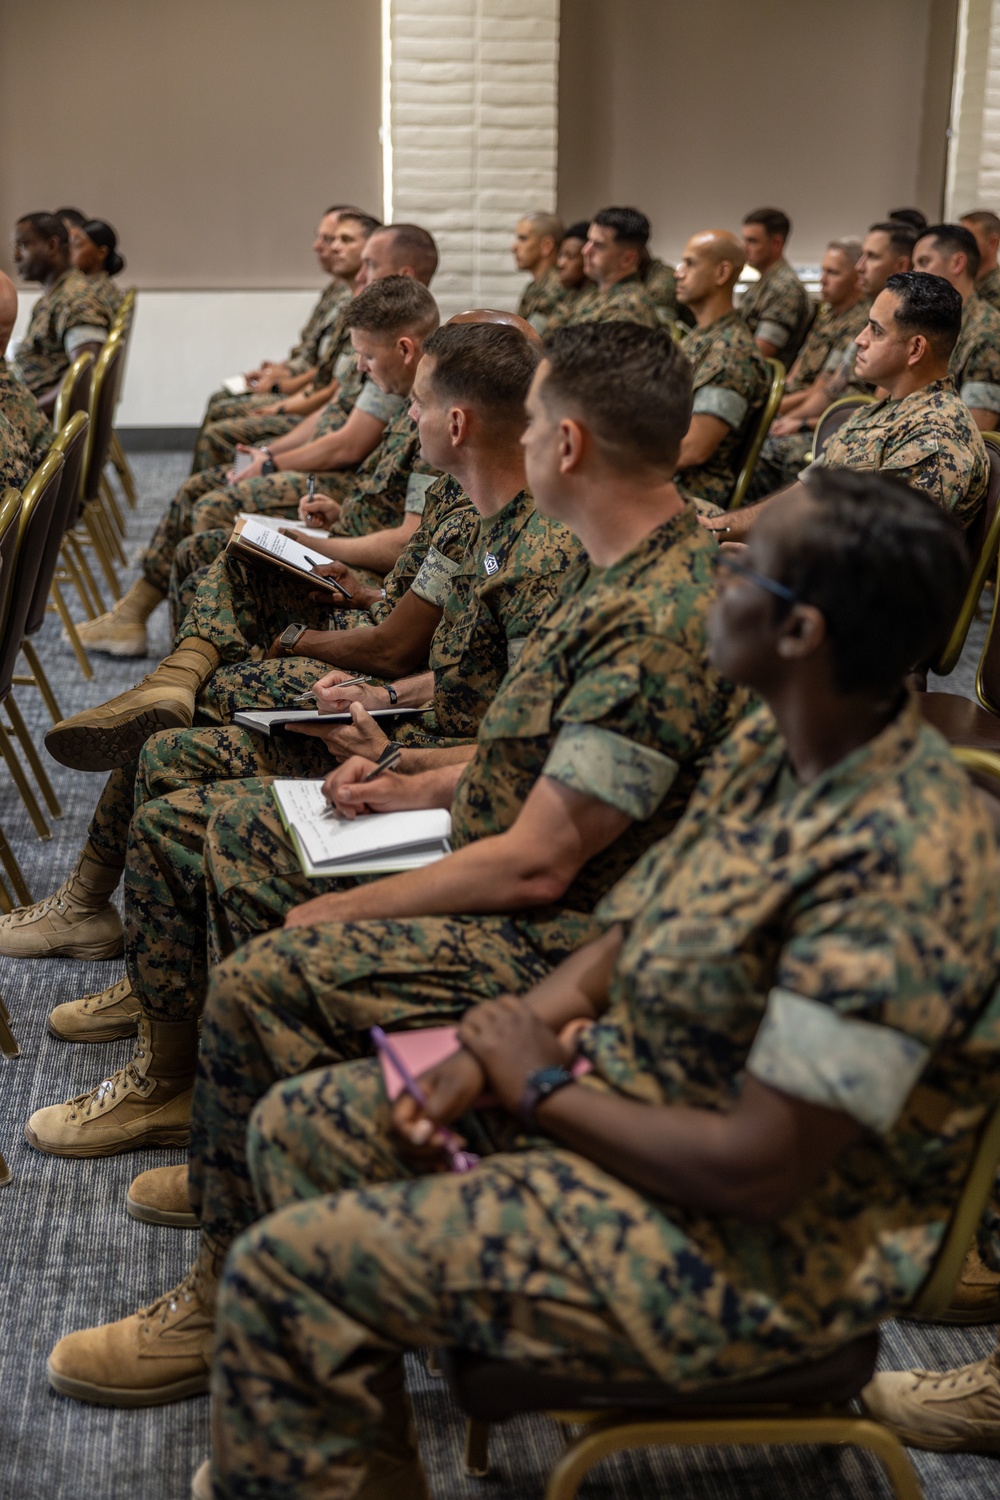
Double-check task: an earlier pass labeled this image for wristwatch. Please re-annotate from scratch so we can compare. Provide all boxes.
[519,1065,576,1127]
[383,683,398,705]
[260,445,277,476]
[278,622,308,656]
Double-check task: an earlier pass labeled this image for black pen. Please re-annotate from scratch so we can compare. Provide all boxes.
[361,744,402,782]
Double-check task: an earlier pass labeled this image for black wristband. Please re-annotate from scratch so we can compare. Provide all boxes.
[384,683,398,706]
[519,1065,576,1127]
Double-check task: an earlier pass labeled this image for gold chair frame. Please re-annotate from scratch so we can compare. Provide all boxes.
[934,431,1000,677]
[808,393,876,463]
[728,358,785,511]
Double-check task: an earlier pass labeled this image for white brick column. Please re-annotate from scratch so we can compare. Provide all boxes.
[384,0,560,317]
[945,0,1000,216]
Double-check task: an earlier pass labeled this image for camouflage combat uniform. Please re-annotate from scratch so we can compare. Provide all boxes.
[643,256,679,324]
[978,267,1000,314]
[554,274,659,329]
[139,383,402,594]
[517,265,566,334]
[0,358,52,464]
[750,296,871,497]
[807,376,990,529]
[171,509,746,1295]
[675,309,770,508]
[738,259,813,368]
[206,697,1000,1498]
[950,292,1000,423]
[11,268,110,395]
[87,271,122,321]
[0,409,32,492]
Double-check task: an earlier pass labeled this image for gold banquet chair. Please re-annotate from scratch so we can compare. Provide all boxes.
[727,357,785,511]
[809,393,876,462]
[442,1084,1000,1500]
[0,489,32,908]
[106,289,138,510]
[931,432,1000,678]
[69,329,129,601]
[52,349,93,433]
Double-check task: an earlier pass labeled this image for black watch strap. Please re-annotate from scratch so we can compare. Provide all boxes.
[384,683,398,705]
[519,1065,575,1127]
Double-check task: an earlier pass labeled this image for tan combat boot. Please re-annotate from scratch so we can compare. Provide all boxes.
[24,1016,198,1157]
[75,577,164,658]
[48,974,141,1043]
[48,1261,215,1407]
[127,1163,198,1228]
[191,1463,212,1500]
[934,1244,1000,1324]
[861,1348,1000,1452]
[44,638,221,771]
[0,843,123,959]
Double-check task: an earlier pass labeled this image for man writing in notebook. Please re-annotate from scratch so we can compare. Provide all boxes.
[36,323,749,1410]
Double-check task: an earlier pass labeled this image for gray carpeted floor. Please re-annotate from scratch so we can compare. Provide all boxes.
[0,452,997,1498]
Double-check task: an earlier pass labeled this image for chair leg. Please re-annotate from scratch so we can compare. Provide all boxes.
[49,582,94,680]
[19,639,64,724]
[0,1147,10,1186]
[6,696,62,819]
[0,723,49,839]
[100,472,127,542]
[0,818,31,905]
[463,1419,491,1478]
[0,995,20,1058]
[62,535,105,618]
[110,432,138,508]
[542,1414,925,1500]
[81,507,122,600]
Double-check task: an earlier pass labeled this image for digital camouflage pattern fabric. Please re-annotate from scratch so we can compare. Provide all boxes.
[978,267,1000,314]
[87,271,122,322]
[675,310,770,508]
[949,291,1000,421]
[0,357,52,465]
[0,408,32,492]
[786,297,871,394]
[12,268,111,394]
[554,274,659,330]
[643,256,679,324]
[811,376,990,529]
[738,258,813,366]
[517,265,567,334]
[204,696,1000,1497]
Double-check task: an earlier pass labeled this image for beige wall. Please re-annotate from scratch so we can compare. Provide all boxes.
[0,0,382,289]
[558,0,958,268]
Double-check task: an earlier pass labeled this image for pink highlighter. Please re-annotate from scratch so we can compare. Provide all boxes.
[371,1025,480,1172]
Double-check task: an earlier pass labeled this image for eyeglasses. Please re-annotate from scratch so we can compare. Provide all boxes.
[713,550,799,604]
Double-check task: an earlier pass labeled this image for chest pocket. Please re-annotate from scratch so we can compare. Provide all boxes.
[885,437,940,475]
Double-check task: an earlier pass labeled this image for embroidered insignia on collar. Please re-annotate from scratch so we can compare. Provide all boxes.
[483,552,499,575]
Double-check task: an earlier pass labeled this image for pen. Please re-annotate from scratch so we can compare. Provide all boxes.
[307,472,315,505]
[370,1026,479,1172]
[292,675,370,704]
[319,743,400,818]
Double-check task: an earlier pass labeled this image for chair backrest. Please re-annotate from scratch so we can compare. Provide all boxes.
[934,434,1000,675]
[811,394,875,461]
[0,453,64,700]
[0,493,24,640]
[24,413,89,639]
[53,351,94,434]
[112,287,136,339]
[81,331,127,502]
[974,548,1000,715]
[728,358,785,511]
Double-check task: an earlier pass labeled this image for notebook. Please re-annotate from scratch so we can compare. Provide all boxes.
[237,511,329,541]
[234,706,424,737]
[222,374,249,396]
[375,1024,592,1103]
[227,516,348,596]
[271,779,452,876]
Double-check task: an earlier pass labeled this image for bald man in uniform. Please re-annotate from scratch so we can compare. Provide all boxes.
[673,230,769,509]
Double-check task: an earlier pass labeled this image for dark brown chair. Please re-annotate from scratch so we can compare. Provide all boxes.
[810,393,875,461]
[71,330,129,599]
[932,432,1000,677]
[52,351,94,433]
[921,541,1000,748]
[441,1086,1000,1500]
[0,490,31,908]
[107,289,138,509]
[728,358,785,510]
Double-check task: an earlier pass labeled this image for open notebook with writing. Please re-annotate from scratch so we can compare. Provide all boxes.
[235,706,424,737]
[272,779,452,877]
[237,511,329,541]
[227,516,346,595]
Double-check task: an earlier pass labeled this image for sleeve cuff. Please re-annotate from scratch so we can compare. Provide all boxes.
[746,987,930,1133]
[404,473,436,514]
[756,319,790,350]
[960,380,1000,414]
[355,383,405,422]
[65,325,107,354]
[412,544,462,607]
[692,385,748,429]
[543,722,679,820]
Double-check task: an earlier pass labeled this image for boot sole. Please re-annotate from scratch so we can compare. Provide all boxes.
[46,1359,209,1407]
[24,1122,190,1158]
[45,705,191,773]
[0,930,125,960]
[905,1304,1000,1326]
[126,1195,198,1229]
[47,1016,139,1043]
[860,1413,1000,1454]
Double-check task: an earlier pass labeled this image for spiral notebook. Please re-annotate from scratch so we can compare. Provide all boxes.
[271,779,452,877]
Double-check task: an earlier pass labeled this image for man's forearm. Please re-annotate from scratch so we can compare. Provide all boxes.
[522,925,621,1030]
[271,409,322,454]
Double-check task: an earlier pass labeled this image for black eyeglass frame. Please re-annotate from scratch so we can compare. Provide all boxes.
[713,551,800,605]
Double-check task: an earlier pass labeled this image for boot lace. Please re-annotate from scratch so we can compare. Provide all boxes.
[910,1358,993,1394]
[8,889,70,923]
[66,1053,151,1119]
[138,1269,199,1332]
[81,977,132,1013]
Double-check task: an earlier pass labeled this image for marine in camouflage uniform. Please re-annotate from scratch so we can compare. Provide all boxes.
[643,255,679,324]
[675,310,770,508]
[206,696,1000,1497]
[750,295,872,497]
[807,376,990,529]
[0,357,52,464]
[0,409,32,492]
[87,270,122,321]
[517,264,566,334]
[977,266,1000,314]
[738,258,813,369]
[949,291,1000,425]
[11,268,110,395]
[555,274,659,329]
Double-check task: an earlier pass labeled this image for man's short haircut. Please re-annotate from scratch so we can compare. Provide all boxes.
[56,207,87,228]
[562,221,591,244]
[343,275,439,338]
[868,220,918,259]
[524,212,564,245]
[336,209,382,239]
[592,207,650,250]
[743,207,791,242]
[540,323,692,471]
[17,212,68,247]
[962,209,1000,239]
[884,270,963,359]
[827,238,863,265]
[422,323,540,428]
[779,467,969,694]
[379,224,439,283]
[918,222,982,279]
[889,207,928,235]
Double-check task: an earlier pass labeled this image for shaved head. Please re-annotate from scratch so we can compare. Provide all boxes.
[0,271,18,353]
[448,307,543,349]
[691,230,745,281]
